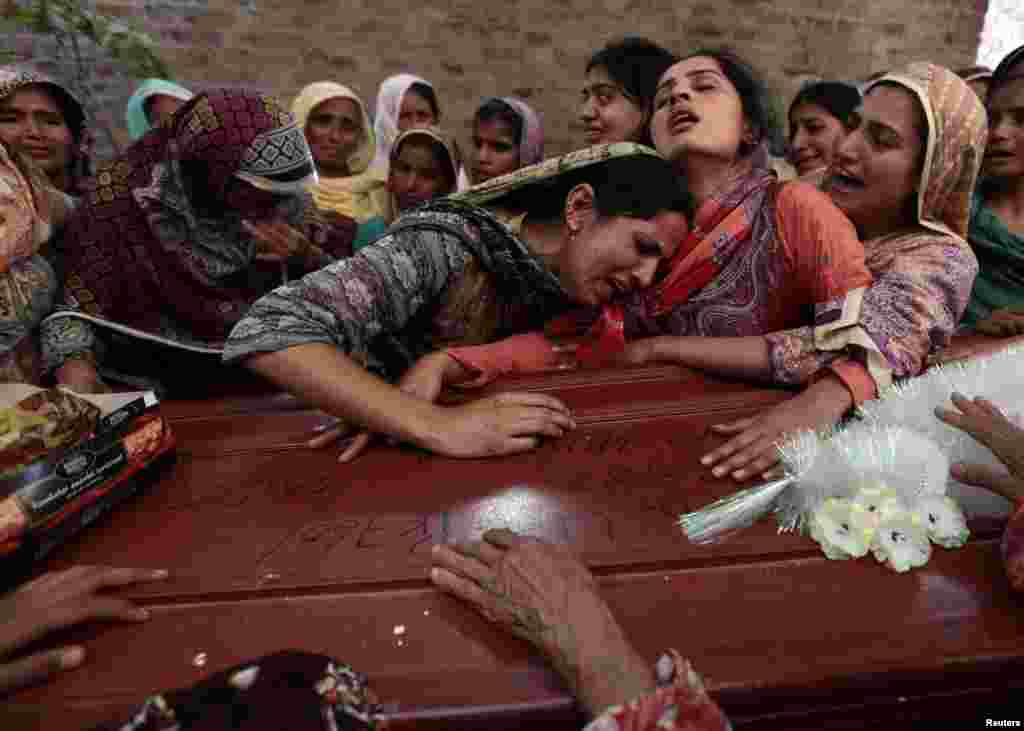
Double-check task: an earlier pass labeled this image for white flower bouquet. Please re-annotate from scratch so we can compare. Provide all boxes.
[678,345,1024,572]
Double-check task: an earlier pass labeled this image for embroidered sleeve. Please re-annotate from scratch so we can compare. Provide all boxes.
[223,226,474,363]
[583,650,732,731]
[38,309,99,373]
[1004,501,1024,593]
[768,220,977,395]
[853,239,978,379]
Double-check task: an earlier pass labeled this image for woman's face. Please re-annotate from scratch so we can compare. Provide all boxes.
[388,139,452,212]
[471,117,519,183]
[651,56,749,166]
[397,90,437,132]
[828,84,924,238]
[147,94,186,128]
[305,97,363,176]
[789,102,847,176]
[578,66,647,145]
[983,76,1024,181]
[0,86,74,181]
[221,177,292,220]
[559,189,689,306]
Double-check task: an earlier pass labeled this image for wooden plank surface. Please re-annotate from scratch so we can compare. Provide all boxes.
[5,339,1024,729]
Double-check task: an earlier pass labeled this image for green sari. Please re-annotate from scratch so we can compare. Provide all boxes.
[963,189,1024,326]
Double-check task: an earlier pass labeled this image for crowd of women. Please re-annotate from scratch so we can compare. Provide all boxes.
[1,34,1024,729]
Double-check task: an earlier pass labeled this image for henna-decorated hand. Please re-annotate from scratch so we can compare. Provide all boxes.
[430,529,653,716]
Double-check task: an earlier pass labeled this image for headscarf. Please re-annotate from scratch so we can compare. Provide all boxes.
[0,142,72,382]
[0,65,93,196]
[92,651,381,731]
[963,44,1024,325]
[370,73,435,172]
[0,141,54,270]
[817,63,986,385]
[496,97,544,167]
[290,81,387,222]
[125,78,195,141]
[458,96,545,190]
[385,126,461,223]
[862,63,986,241]
[50,89,353,347]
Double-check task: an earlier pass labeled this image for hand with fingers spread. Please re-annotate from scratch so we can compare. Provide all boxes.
[701,375,853,482]
[0,565,168,695]
[936,392,1024,504]
[428,392,576,459]
[430,529,654,717]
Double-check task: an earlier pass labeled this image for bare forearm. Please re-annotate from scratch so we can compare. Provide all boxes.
[572,635,656,718]
[548,603,656,718]
[649,335,773,381]
[246,343,441,449]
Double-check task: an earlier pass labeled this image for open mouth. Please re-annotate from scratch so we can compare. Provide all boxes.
[794,152,821,168]
[829,170,865,192]
[985,151,1016,162]
[668,110,699,133]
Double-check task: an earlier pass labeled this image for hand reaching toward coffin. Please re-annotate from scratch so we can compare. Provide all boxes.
[0,566,167,695]
[936,392,1024,504]
[430,529,653,716]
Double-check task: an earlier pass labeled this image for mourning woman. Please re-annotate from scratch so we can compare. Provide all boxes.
[224,144,690,459]
[962,45,1024,335]
[41,89,356,394]
[0,66,91,196]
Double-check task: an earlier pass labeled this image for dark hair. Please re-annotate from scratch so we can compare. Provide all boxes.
[392,133,458,192]
[788,81,861,139]
[679,47,784,156]
[990,44,1024,97]
[405,81,440,121]
[474,98,523,147]
[586,37,677,145]
[498,154,693,222]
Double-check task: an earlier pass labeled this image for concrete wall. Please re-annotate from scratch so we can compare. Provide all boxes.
[3,0,989,159]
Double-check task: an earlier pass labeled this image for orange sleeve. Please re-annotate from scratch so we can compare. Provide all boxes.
[825,357,878,406]
[444,332,567,388]
[773,181,872,304]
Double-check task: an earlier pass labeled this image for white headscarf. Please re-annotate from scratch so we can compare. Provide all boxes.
[371,73,435,173]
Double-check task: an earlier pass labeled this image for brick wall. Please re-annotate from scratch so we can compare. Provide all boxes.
[3,0,989,160]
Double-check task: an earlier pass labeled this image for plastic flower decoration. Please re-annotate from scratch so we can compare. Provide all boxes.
[807,498,874,560]
[915,495,970,549]
[870,512,931,573]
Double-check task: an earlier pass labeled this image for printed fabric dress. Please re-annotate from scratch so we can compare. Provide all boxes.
[39,88,356,390]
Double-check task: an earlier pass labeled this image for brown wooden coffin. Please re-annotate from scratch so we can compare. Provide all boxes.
[4,336,1024,729]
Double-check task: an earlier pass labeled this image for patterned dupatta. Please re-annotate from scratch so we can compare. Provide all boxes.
[571,146,777,365]
[0,66,94,196]
[45,89,354,354]
[646,148,776,315]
